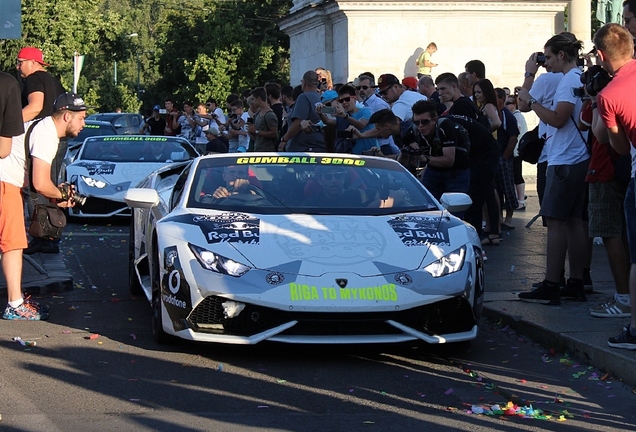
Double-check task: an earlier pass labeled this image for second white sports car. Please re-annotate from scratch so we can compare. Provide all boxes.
[60,135,198,218]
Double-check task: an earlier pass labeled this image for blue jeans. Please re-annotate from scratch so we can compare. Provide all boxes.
[422,167,471,201]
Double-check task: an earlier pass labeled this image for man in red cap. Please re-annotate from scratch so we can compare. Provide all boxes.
[17,47,67,254]
[401,76,418,92]
[16,47,66,123]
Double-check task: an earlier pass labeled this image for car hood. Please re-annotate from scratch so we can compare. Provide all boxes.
[159,210,473,277]
[67,161,169,195]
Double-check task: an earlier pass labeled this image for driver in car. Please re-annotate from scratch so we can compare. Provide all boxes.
[212,165,260,200]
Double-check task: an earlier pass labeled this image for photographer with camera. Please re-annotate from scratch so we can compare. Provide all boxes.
[18,93,82,262]
[398,100,470,204]
[590,22,636,349]
[316,84,375,154]
[516,33,590,305]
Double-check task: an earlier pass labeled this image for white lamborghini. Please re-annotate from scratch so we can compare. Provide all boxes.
[125,153,484,345]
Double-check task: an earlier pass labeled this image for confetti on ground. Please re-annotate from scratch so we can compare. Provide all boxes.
[445,388,454,395]
[130,334,136,340]
[257,405,269,409]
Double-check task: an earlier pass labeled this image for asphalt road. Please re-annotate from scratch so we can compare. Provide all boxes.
[0,220,635,431]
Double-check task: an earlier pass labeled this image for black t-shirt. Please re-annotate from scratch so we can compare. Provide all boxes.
[270,102,284,135]
[205,138,228,154]
[21,70,66,119]
[0,72,25,137]
[146,116,166,135]
[448,96,480,120]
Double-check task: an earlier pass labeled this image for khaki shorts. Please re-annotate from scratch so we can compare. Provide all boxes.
[0,182,28,253]
[588,181,627,238]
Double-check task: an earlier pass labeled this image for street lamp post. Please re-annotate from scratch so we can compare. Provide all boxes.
[136,50,154,101]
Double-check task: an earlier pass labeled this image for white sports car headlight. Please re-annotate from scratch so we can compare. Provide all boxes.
[189,244,250,277]
[423,246,466,278]
[81,175,108,189]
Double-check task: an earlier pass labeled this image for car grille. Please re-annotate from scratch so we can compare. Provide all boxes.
[187,296,476,337]
[74,197,129,216]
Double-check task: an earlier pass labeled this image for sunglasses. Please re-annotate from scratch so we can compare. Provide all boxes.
[412,118,435,126]
[16,59,28,66]
[321,172,346,181]
[355,85,370,91]
[338,96,353,104]
[379,87,392,97]
[505,101,516,106]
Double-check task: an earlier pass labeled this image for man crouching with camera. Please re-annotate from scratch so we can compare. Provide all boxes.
[591,22,636,350]
[23,93,85,255]
[398,100,470,203]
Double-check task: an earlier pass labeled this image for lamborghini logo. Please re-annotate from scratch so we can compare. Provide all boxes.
[336,278,348,288]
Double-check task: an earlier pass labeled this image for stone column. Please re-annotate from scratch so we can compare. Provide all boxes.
[569,0,592,45]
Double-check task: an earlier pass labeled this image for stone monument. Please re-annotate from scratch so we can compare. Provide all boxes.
[279,1,591,88]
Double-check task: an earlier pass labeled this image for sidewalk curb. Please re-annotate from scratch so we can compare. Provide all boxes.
[483,306,636,388]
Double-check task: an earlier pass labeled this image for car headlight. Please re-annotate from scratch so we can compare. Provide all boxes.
[189,244,250,277]
[81,175,108,188]
[423,246,466,278]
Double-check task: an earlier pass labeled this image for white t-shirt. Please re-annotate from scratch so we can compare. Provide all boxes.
[0,131,26,188]
[391,90,427,121]
[28,116,59,165]
[529,72,563,164]
[213,107,226,125]
[545,68,589,166]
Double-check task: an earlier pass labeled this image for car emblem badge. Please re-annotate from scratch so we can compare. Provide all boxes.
[395,273,413,285]
[166,250,178,267]
[266,272,284,285]
[336,278,348,288]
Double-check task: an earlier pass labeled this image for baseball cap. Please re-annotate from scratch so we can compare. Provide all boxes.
[376,74,400,91]
[153,104,161,111]
[321,90,338,102]
[17,47,51,66]
[402,76,418,91]
[53,92,88,112]
[204,126,220,136]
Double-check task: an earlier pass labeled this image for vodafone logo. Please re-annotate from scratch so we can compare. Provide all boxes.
[168,270,181,294]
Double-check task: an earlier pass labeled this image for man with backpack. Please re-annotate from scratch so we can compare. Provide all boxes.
[398,100,470,202]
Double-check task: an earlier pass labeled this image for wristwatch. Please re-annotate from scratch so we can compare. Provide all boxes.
[255,130,259,135]
[524,72,535,78]
[527,98,538,108]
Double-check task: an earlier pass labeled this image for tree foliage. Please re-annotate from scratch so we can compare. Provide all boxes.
[0,0,292,113]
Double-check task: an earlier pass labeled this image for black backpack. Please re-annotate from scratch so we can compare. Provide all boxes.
[435,118,471,170]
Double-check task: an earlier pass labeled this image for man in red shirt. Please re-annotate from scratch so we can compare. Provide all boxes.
[593,22,636,349]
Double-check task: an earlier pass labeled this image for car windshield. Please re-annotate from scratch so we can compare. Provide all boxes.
[187,155,439,215]
[73,123,116,141]
[79,136,196,163]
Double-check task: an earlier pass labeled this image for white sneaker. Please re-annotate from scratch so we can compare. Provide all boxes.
[590,298,631,318]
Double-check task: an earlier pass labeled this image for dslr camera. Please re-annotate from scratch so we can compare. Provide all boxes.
[58,183,87,206]
[573,65,612,97]
[535,52,546,66]
[337,130,353,139]
[400,145,423,156]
